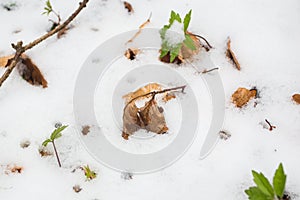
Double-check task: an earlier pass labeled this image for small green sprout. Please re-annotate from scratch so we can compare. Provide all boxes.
[42,0,61,29]
[42,125,68,167]
[83,165,97,181]
[160,10,196,62]
[245,163,288,200]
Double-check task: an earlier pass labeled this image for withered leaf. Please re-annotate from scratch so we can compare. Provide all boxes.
[123,1,134,13]
[124,48,140,60]
[122,102,141,140]
[0,54,48,88]
[122,83,173,139]
[226,37,241,70]
[81,125,90,135]
[232,87,257,107]
[5,165,23,174]
[292,94,300,104]
[138,98,168,134]
[180,32,201,60]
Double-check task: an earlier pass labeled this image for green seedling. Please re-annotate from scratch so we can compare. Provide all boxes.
[160,10,196,62]
[83,165,97,181]
[42,125,68,167]
[42,0,61,29]
[245,163,288,200]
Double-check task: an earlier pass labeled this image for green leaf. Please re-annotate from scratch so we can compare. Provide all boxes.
[42,138,52,147]
[169,43,182,62]
[46,0,52,10]
[183,9,192,32]
[252,170,274,197]
[245,187,273,200]
[273,163,287,198]
[50,125,68,140]
[183,34,196,50]
[169,10,181,25]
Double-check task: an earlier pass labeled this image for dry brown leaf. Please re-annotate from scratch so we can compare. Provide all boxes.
[138,98,168,134]
[231,87,257,107]
[226,37,241,70]
[162,93,176,102]
[292,94,300,104]
[123,1,133,13]
[1,54,48,87]
[124,48,140,60]
[122,102,141,139]
[123,83,162,103]
[126,13,151,44]
[82,125,90,135]
[180,32,201,60]
[39,146,53,157]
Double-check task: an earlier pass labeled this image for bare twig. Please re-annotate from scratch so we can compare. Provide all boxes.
[126,12,152,44]
[265,119,276,131]
[0,0,89,88]
[189,33,213,49]
[201,67,219,74]
[124,85,186,111]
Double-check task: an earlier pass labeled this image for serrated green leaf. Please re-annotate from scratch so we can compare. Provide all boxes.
[169,43,182,62]
[184,34,196,50]
[169,10,181,25]
[273,163,286,198]
[183,9,192,32]
[245,187,273,200]
[50,125,68,140]
[252,170,274,197]
[42,138,52,147]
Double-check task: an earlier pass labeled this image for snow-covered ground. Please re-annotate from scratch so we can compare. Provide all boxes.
[1,0,300,199]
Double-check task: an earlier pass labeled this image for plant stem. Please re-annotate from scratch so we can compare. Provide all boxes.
[0,0,89,88]
[189,33,213,49]
[52,140,61,167]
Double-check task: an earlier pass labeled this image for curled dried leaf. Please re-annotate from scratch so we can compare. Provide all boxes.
[81,125,90,135]
[139,98,168,134]
[232,87,257,107]
[122,102,141,139]
[226,37,241,70]
[123,1,133,13]
[124,48,140,60]
[1,54,47,87]
[292,94,300,104]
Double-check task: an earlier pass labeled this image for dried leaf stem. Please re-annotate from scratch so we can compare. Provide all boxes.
[52,140,61,167]
[0,0,89,88]
[189,33,213,49]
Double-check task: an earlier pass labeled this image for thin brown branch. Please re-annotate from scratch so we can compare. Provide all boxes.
[189,33,213,49]
[201,67,219,74]
[124,85,186,111]
[265,119,276,131]
[0,0,89,88]
[126,12,152,44]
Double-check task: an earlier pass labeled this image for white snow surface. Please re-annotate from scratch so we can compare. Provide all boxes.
[0,0,300,200]
[164,20,185,47]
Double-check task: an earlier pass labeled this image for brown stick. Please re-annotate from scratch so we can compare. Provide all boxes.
[124,85,186,111]
[52,140,62,167]
[189,33,213,49]
[0,0,89,88]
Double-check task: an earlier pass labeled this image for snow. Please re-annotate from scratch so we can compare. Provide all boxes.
[164,20,185,47]
[0,0,300,199]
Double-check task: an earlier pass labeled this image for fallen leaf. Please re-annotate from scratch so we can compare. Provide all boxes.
[73,185,82,193]
[81,125,90,135]
[126,13,151,44]
[292,94,300,104]
[1,54,48,87]
[231,87,257,107]
[5,165,23,174]
[122,102,141,139]
[123,1,133,13]
[226,37,241,70]
[124,48,140,60]
[180,32,201,60]
[138,98,168,134]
